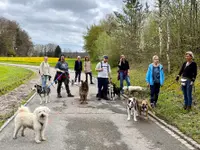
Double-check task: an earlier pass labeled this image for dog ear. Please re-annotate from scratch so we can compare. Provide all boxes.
[44,107,50,113]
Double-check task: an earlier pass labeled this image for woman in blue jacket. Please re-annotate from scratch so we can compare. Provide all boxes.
[146,55,165,108]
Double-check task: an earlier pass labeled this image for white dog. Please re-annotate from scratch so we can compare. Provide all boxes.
[13,106,50,143]
[123,86,145,93]
[127,97,138,121]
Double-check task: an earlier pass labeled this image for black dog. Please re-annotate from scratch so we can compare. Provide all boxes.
[34,84,51,104]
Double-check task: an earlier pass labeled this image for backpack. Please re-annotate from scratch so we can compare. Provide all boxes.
[100,61,109,73]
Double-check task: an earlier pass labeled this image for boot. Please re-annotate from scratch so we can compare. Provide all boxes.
[57,93,62,98]
[187,106,192,110]
[68,93,74,97]
[183,105,187,110]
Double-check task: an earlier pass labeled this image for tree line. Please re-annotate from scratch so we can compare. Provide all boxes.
[0,17,33,56]
[83,0,200,73]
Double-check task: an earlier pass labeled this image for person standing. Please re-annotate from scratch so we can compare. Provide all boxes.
[84,56,94,84]
[118,55,130,92]
[74,56,82,85]
[146,55,165,108]
[55,54,74,98]
[176,51,197,110]
[39,56,51,90]
[95,55,111,100]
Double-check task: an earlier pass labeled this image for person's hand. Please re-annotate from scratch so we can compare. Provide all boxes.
[99,68,103,72]
[176,75,179,82]
[61,70,65,73]
[190,81,194,86]
[127,72,130,76]
[49,75,52,81]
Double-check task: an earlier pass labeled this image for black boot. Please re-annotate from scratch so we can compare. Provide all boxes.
[68,93,74,97]
[57,93,62,98]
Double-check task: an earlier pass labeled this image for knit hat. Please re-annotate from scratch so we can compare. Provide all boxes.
[103,55,108,59]
[186,51,194,59]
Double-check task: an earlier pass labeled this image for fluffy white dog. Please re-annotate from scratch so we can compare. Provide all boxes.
[13,106,50,143]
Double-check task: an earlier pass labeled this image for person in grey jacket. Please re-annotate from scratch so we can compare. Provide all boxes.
[84,56,94,84]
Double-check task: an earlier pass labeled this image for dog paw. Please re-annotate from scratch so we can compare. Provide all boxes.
[13,136,17,139]
[127,118,130,121]
[35,140,41,144]
[40,102,43,105]
[134,119,137,122]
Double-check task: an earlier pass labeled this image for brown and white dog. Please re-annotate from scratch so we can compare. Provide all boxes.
[79,80,89,104]
[137,99,154,119]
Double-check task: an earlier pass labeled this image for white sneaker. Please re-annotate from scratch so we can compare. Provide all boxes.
[79,82,81,85]
[74,82,78,85]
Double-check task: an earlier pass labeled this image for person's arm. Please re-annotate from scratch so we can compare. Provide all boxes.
[176,62,185,81]
[39,62,44,76]
[145,65,150,87]
[192,62,197,82]
[55,62,64,73]
[95,62,102,72]
[81,61,83,71]
[74,61,76,71]
[127,61,130,75]
[108,65,112,79]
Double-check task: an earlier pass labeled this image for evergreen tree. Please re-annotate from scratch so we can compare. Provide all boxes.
[54,45,62,57]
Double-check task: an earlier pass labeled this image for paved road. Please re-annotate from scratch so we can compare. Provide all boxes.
[0,64,194,150]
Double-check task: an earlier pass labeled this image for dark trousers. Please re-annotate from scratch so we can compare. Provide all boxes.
[98,78,109,98]
[85,72,93,83]
[57,78,70,95]
[75,71,81,82]
[150,83,160,104]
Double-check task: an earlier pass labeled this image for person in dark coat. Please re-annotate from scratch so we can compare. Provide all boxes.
[74,56,82,84]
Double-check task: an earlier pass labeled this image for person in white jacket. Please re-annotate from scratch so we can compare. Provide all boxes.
[39,56,51,90]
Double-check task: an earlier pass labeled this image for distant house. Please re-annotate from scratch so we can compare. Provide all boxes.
[63,52,89,58]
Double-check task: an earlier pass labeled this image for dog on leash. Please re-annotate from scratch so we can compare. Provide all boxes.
[127,97,138,121]
[79,80,89,104]
[34,84,51,104]
[13,106,50,143]
[108,82,121,100]
[137,99,154,119]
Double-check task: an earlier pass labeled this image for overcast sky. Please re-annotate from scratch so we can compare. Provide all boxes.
[0,0,153,52]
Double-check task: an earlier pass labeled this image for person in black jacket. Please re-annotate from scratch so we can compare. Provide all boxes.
[118,55,131,92]
[74,56,82,84]
[176,51,197,110]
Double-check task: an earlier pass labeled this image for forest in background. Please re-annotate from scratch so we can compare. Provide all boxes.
[83,0,200,73]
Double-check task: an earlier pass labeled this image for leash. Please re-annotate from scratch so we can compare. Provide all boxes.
[47,72,64,88]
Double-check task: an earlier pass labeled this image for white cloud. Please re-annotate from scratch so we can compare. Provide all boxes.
[0,0,124,51]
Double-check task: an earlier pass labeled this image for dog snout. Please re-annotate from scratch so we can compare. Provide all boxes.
[41,114,45,118]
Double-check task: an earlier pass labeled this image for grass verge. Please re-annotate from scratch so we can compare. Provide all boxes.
[0,65,34,96]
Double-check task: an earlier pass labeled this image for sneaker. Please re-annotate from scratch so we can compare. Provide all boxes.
[97,97,101,101]
[57,94,62,98]
[74,82,78,85]
[151,103,155,108]
[68,94,74,97]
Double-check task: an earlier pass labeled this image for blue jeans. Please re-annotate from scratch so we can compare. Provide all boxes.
[41,75,48,88]
[182,80,193,106]
[120,71,131,90]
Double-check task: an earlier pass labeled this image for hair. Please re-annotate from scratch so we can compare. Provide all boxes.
[185,51,194,59]
[77,56,81,59]
[152,55,159,61]
[85,56,90,61]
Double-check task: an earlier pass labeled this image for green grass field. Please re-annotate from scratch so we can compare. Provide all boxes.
[0,65,34,96]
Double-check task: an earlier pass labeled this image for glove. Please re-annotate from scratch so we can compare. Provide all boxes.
[49,75,52,81]
[176,75,179,82]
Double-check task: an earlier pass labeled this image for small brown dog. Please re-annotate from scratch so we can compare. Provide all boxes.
[137,99,154,119]
[79,80,89,104]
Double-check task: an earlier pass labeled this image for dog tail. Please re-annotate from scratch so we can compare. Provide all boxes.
[17,106,30,113]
